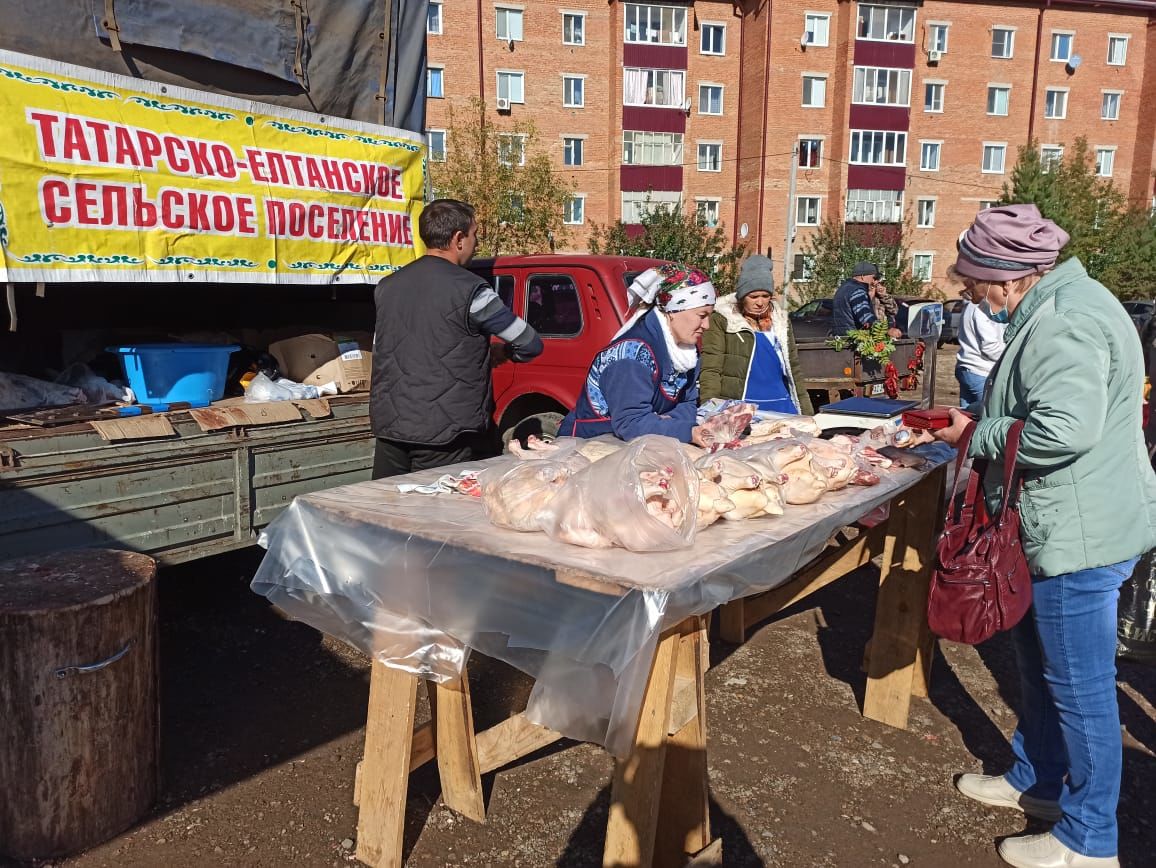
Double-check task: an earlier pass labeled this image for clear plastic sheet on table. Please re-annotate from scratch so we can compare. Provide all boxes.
[252,438,954,757]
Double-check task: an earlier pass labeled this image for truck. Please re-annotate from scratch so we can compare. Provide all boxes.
[0,0,430,563]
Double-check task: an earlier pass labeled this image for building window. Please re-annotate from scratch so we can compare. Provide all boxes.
[991,27,1015,59]
[805,12,831,47]
[563,75,585,108]
[919,141,941,171]
[849,130,907,166]
[697,142,723,172]
[496,7,524,41]
[563,136,584,166]
[924,82,945,113]
[623,67,685,108]
[912,253,934,282]
[696,198,721,227]
[497,133,527,166]
[1096,147,1116,177]
[701,22,726,55]
[916,198,936,228]
[857,4,915,43]
[987,85,1010,116]
[982,143,1007,174]
[564,195,586,225]
[427,129,446,162]
[796,196,821,226]
[621,190,681,224]
[852,67,911,106]
[928,22,949,53]
[846,189,904,223]
[427,67,445,99]
[622,130,683,165]
[1040,145,1064,172]
[799,138,822,168]
[698,83,724,115]
[1044,88,1068,119]
[802,74,827,108]
[497,70,525,103]
[1050,31,1073,62]
[793,254,816,282]
[625,3,687,46]
[1107,34,1129,66]
[427,1,443,35]
[563,12,585,45]
[1102,91,1122,121]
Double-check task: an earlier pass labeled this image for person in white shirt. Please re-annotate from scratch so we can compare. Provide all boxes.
[955,294,1007,408]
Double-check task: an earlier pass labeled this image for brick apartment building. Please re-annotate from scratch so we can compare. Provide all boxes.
[424,0,1156,293]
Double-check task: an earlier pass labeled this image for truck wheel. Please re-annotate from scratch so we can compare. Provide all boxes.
[501,411,563,448]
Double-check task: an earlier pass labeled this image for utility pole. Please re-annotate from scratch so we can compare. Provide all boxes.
[782,144,800,300]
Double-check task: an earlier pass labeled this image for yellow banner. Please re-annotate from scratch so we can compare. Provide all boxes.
[0,50,426,284]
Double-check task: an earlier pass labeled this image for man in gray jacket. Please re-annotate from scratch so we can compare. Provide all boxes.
[369,199,543,477]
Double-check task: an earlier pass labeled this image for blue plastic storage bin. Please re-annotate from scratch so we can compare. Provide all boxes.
[109,344,238,406]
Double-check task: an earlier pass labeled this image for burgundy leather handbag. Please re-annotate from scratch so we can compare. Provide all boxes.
[927,419,1032,645]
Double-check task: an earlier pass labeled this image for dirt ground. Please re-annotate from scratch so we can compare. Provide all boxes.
[12,347,1156,868]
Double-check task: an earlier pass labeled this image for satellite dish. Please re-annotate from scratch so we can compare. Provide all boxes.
[739,223,750,239]
[1067,54,1082,72]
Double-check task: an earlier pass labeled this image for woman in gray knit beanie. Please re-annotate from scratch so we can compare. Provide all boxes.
[922,204,1156,868]
[698,254,812,414]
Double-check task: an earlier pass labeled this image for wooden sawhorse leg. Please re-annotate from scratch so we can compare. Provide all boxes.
[604,616,713,868]
[863,468,946,728]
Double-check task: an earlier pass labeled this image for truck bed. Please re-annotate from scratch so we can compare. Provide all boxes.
[0,396,373,564]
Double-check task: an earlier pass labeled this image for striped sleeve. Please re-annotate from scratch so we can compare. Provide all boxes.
[468,286,544,362]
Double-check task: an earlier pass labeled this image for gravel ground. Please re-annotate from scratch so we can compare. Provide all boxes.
[9,347,1155,868]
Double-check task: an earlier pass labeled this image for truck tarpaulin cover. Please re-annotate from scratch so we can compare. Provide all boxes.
[0,50,427,284]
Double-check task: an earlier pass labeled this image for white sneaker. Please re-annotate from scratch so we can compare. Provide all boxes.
[955,773,1063,823]
[998,832,1119,868]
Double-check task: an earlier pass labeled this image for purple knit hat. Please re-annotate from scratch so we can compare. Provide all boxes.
[954,204,1070,282]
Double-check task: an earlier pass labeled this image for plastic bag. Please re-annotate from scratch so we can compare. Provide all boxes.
[698,402,756,452]
[244,372,336,402]
[736,440,827,505]
[1118,550,1156,663]
[507,435,603,471]
[745,412,823,443]
[480,457,588,531]
[536,435,699,551]
[0,372,86,412]
[54,363,133,404]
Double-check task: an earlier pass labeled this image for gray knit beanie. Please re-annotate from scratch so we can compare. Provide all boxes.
[735,255,775,301]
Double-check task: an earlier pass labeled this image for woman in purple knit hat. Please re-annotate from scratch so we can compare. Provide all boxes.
[918,204,1156,868]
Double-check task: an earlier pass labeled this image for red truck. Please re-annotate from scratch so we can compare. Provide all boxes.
[468,254,667,443]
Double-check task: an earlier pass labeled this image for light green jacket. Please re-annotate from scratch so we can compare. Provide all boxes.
[969,257,1156,577]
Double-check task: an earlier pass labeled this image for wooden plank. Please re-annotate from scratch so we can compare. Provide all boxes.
[356,662,418,868]
[554,567,628,597]
[432,676,486,823]
[655,619,711,866]
[740,526,885,631]
[353,760,362,807]
[863,469,946,729]
[718,599,746,644]
[477,713,563,774]
[410,721,435,772]
[686,839,724,867]
[603,626,682,867]
[666,674,699,737]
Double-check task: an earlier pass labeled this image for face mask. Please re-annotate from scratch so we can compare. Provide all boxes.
[981,299,1009,324]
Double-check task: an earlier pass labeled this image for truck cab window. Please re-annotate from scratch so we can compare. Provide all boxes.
[526,275,582,337]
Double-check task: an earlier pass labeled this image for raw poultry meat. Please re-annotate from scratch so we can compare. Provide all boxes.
[745,414,822,444]
[698,402,757,452]
[722,484,785,520]
[480,460,576,531]
[696,479,736,528]
[737,441,826,505]
[694,454,765,493]
[507,434,560,459]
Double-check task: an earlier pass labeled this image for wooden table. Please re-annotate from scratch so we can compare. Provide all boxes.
[253,455,949,868]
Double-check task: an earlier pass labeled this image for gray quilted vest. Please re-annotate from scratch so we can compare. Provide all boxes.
[369,256,492,445]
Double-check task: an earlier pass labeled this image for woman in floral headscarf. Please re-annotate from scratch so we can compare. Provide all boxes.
[559,263,715,444]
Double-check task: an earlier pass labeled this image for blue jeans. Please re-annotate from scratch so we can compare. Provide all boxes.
[1004,559,1139,857]
[955,362,988,409]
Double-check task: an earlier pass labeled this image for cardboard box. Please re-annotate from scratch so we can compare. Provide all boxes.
[268,333,373,392]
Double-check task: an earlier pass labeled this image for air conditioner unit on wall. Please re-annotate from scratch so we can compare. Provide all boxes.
[927,50,943,63]
[496,97,511,112]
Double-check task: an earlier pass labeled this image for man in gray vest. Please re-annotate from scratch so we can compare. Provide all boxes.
[370,199,543,478]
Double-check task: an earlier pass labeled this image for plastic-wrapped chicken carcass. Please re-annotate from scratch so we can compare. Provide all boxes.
[745,412,823,444]
[479,457,589,531]
[536,435,699,551]
[508,435,623,467]
[694,453,785,520]
[736,440,827,505]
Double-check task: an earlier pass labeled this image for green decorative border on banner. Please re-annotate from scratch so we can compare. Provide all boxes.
[15,252,144,265]
[0,199,8,249]
[127,97,235,122]
[150,255,259,268]
[0,65,117,100]
[285,260,400,273]
[266,121,423,153]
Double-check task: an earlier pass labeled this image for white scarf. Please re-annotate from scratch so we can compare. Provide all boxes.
[654,309,700,373]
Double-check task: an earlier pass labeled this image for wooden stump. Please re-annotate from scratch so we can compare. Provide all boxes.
[0,549,159,860]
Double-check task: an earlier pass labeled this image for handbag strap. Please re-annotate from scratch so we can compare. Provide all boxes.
[947,417,1027,525]
[996,419,1027,522]
[947,421,979,523]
